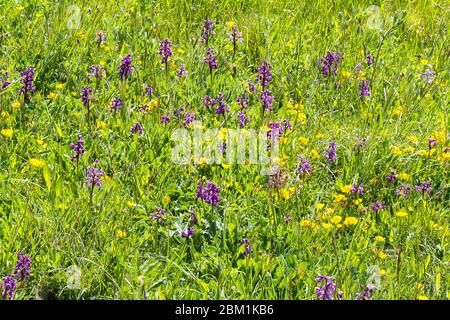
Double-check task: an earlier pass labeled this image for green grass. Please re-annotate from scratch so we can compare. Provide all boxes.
[0,0,449,300]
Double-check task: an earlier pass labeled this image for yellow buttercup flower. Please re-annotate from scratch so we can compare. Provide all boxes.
[56,83,65,90]
[343,216,358,225]
[12,101,21,109]
[47,92,58,100]
[378,251,387,260]
[298,136,309,145]
[407,135,419,143]
[397,173,410,181]
[390,146,402,156]
[395,210,408,218]
[226,21,236,28]
[29,158,45,169]
[333,194,347,202]
[375,235,386,242]
[418,295,429,300]
[96,120,107,130]
[330,215,342,224]
[315,133,325,139]
[297,113,307,123]
[353,198,363,205]
[127,201,135,208]
[163,195,171,206]
[340,185,352,193]
[310,149,319,159]
[342,70,351,79]
[116,230,127,238]
[1,111,10,119]
[315,203,325,210]
[322,223,333,231]
[300,220,312,228]
[1,129,13,139]
[379,269,387,276]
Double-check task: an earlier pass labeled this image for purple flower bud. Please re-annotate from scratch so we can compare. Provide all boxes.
[158,38,173,64]
[197,181,220,207]
[19,67,35,103]
[86,159,104,188]
[324,142,337,164]
[130,122,144,135]
[119,54,133,80]
[70,134,85,161]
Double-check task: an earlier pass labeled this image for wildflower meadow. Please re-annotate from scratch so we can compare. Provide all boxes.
[0,0,449,301]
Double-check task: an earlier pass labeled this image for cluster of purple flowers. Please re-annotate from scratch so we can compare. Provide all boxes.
[19,67,35,103]
[183,112,195,128]
[81,86,93,107]
[324,141,337,164]
[257,60,272,89]
[109,95,123,112]
[355,285,375,300]
[96,31,106,45]
[201,20,214,44]
[204,47,218,71]
[177,64,187,78]
[236,94,249,109]
[350,183,364,195]
[415,181,432,195]
[387,171,397,183]
[428,137,436,151]
[297,155,312,175]
[145,86,153,96]
[1,72,10,90]
[241,238,252,257]
[1,252,32,300]
[315,275,337,300]
[90,64,105,80]
[396,185,411,198]
[366,54,374,66]
[197,181,220,207]
[228,25,243,52]
[70,134,85,161]
[268,120,292,138]
[158,38,173,64]
[189,211,198,225]
[359,80,371,97]
[372,201,385,212]
[237,111,250,128]
[421,69,435,84]
[214,93,229,115]
[181,226,195,239]
[321,51,340,76]
[130,122,144,135]
[161,114,171,124]
[86,159,104,188]
[260,89,274,112]
[247,80,256,93]
[119,54,133,80]
[151,208,166,224]
[268,168,284,189]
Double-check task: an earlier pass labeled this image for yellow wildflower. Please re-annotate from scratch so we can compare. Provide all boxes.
[375,235,386,242]
[29,158,45,169]
[116,230,127,238]
[344,217,358,226]
[397,173,410,181]
[395,210,408,218]
[330,215,342,224]
[1,129,13,139]
[12,101,21,109]
[333,194,347,202]
[378,251,387,260]
[315,203,325,210]
[340,185,352,193]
